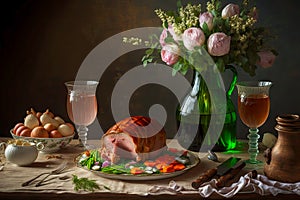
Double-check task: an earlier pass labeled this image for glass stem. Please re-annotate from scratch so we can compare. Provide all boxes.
[247,128,260,164]
[77,125,88,148]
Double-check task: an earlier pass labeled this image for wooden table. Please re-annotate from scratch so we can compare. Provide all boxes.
[0,138,299,200]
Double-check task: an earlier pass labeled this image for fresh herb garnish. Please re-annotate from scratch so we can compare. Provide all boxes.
[79,150,103,170]
[72,174,110,192]
[101,165,131,174]
[77,149,191,175]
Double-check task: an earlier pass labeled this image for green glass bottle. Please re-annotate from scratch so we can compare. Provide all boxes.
[212,65,237,151]
[177,65,237,152]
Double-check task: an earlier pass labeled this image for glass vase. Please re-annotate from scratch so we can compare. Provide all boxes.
[176,66,237,152]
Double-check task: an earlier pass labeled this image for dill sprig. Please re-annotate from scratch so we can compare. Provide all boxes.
[72,174,110,192]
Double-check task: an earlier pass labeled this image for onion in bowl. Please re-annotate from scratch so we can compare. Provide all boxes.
[10,129,74,153]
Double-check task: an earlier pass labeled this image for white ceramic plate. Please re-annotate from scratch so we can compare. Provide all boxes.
[75,151,200,181]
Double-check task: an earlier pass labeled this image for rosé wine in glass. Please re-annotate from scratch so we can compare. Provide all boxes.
[67,94,97,126]
[65,81,98,149]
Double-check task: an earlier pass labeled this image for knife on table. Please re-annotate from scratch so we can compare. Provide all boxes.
[216,160,246,188]
[192,157,241,189]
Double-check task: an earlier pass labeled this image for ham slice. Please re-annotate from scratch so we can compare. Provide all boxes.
[100,116,167,164]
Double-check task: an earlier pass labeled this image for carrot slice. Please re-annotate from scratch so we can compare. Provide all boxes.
[84,150,90,157]
[156,154,176,164]
[173,163,186,171]
[155,163,164,170]
[161,165,175,173]
[130,167,144,175]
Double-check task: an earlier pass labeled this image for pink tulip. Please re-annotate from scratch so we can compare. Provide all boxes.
[199,12,214,31]
[159,29,168,47]
[161,43,180,65]
[168,24,182,42]
[182,27,205,51]
[207,32,231,56]
[222,4,240,19]
[257,51,276,68]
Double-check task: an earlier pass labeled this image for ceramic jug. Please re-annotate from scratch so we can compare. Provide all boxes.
[264,114,300,182]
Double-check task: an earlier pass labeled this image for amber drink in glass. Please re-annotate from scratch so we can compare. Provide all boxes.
[236,81,272,164]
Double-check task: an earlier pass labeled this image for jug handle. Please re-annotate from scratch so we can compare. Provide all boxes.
[35,142,44,151]
[225,65,237,97]
[0,142,7,153]
[264,148,272,165]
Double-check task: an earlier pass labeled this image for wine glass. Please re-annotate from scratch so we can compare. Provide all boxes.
[236,81,272,164]
[65,81,98,149]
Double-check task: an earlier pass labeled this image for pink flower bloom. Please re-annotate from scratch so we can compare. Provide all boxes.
[199,12,214,31]
[168,24,182,42]
[161,43,180,65]
[222,4,240,19]
[159,29,168,47]
[182,27,205,51]
[257,51,276,68]
[207,32,231,56]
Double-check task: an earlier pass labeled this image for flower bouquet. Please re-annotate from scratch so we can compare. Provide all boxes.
[124,0,277,151]
[140,0,277,76]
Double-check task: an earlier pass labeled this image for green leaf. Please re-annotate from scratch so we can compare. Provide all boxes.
[151,42,159,49]
[224,18,230,30]
[164,37,174,43]
[240,10,246,17]
[201,22,210,36]
[180,63,189,75]
[141,55,147,62]
[212,20,219,31]
[145,48,154,55]
[211,10,218,17]
[216,58,225,72]
[215,0,222,11]
[166,11,175,17]
[172,68,178,76]
[172,62,182,76]
[143,57,153,67]
[163,21,168,29]
[143,60,148,67]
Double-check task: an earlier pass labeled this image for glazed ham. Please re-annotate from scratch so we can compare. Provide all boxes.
[100,116,167,164]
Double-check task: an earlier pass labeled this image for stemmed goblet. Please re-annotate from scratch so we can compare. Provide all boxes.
[65,81,98,149]
[236,81,272,164]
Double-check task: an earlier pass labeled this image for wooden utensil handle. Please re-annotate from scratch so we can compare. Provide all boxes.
[216,161,246,188]
[192,168,217,189]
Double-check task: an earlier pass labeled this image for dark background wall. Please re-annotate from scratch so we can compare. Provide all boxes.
[1,0,300,140]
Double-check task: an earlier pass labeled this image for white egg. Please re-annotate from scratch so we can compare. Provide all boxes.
[262,133,277,148]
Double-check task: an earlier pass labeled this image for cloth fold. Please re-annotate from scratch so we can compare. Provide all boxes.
[148,172,300,198]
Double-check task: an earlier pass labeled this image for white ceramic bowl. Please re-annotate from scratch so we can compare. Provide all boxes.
[10,130,74,153]
[0,141,43,166]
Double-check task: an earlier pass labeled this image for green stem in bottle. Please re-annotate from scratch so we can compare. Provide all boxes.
[225,65,237,97]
